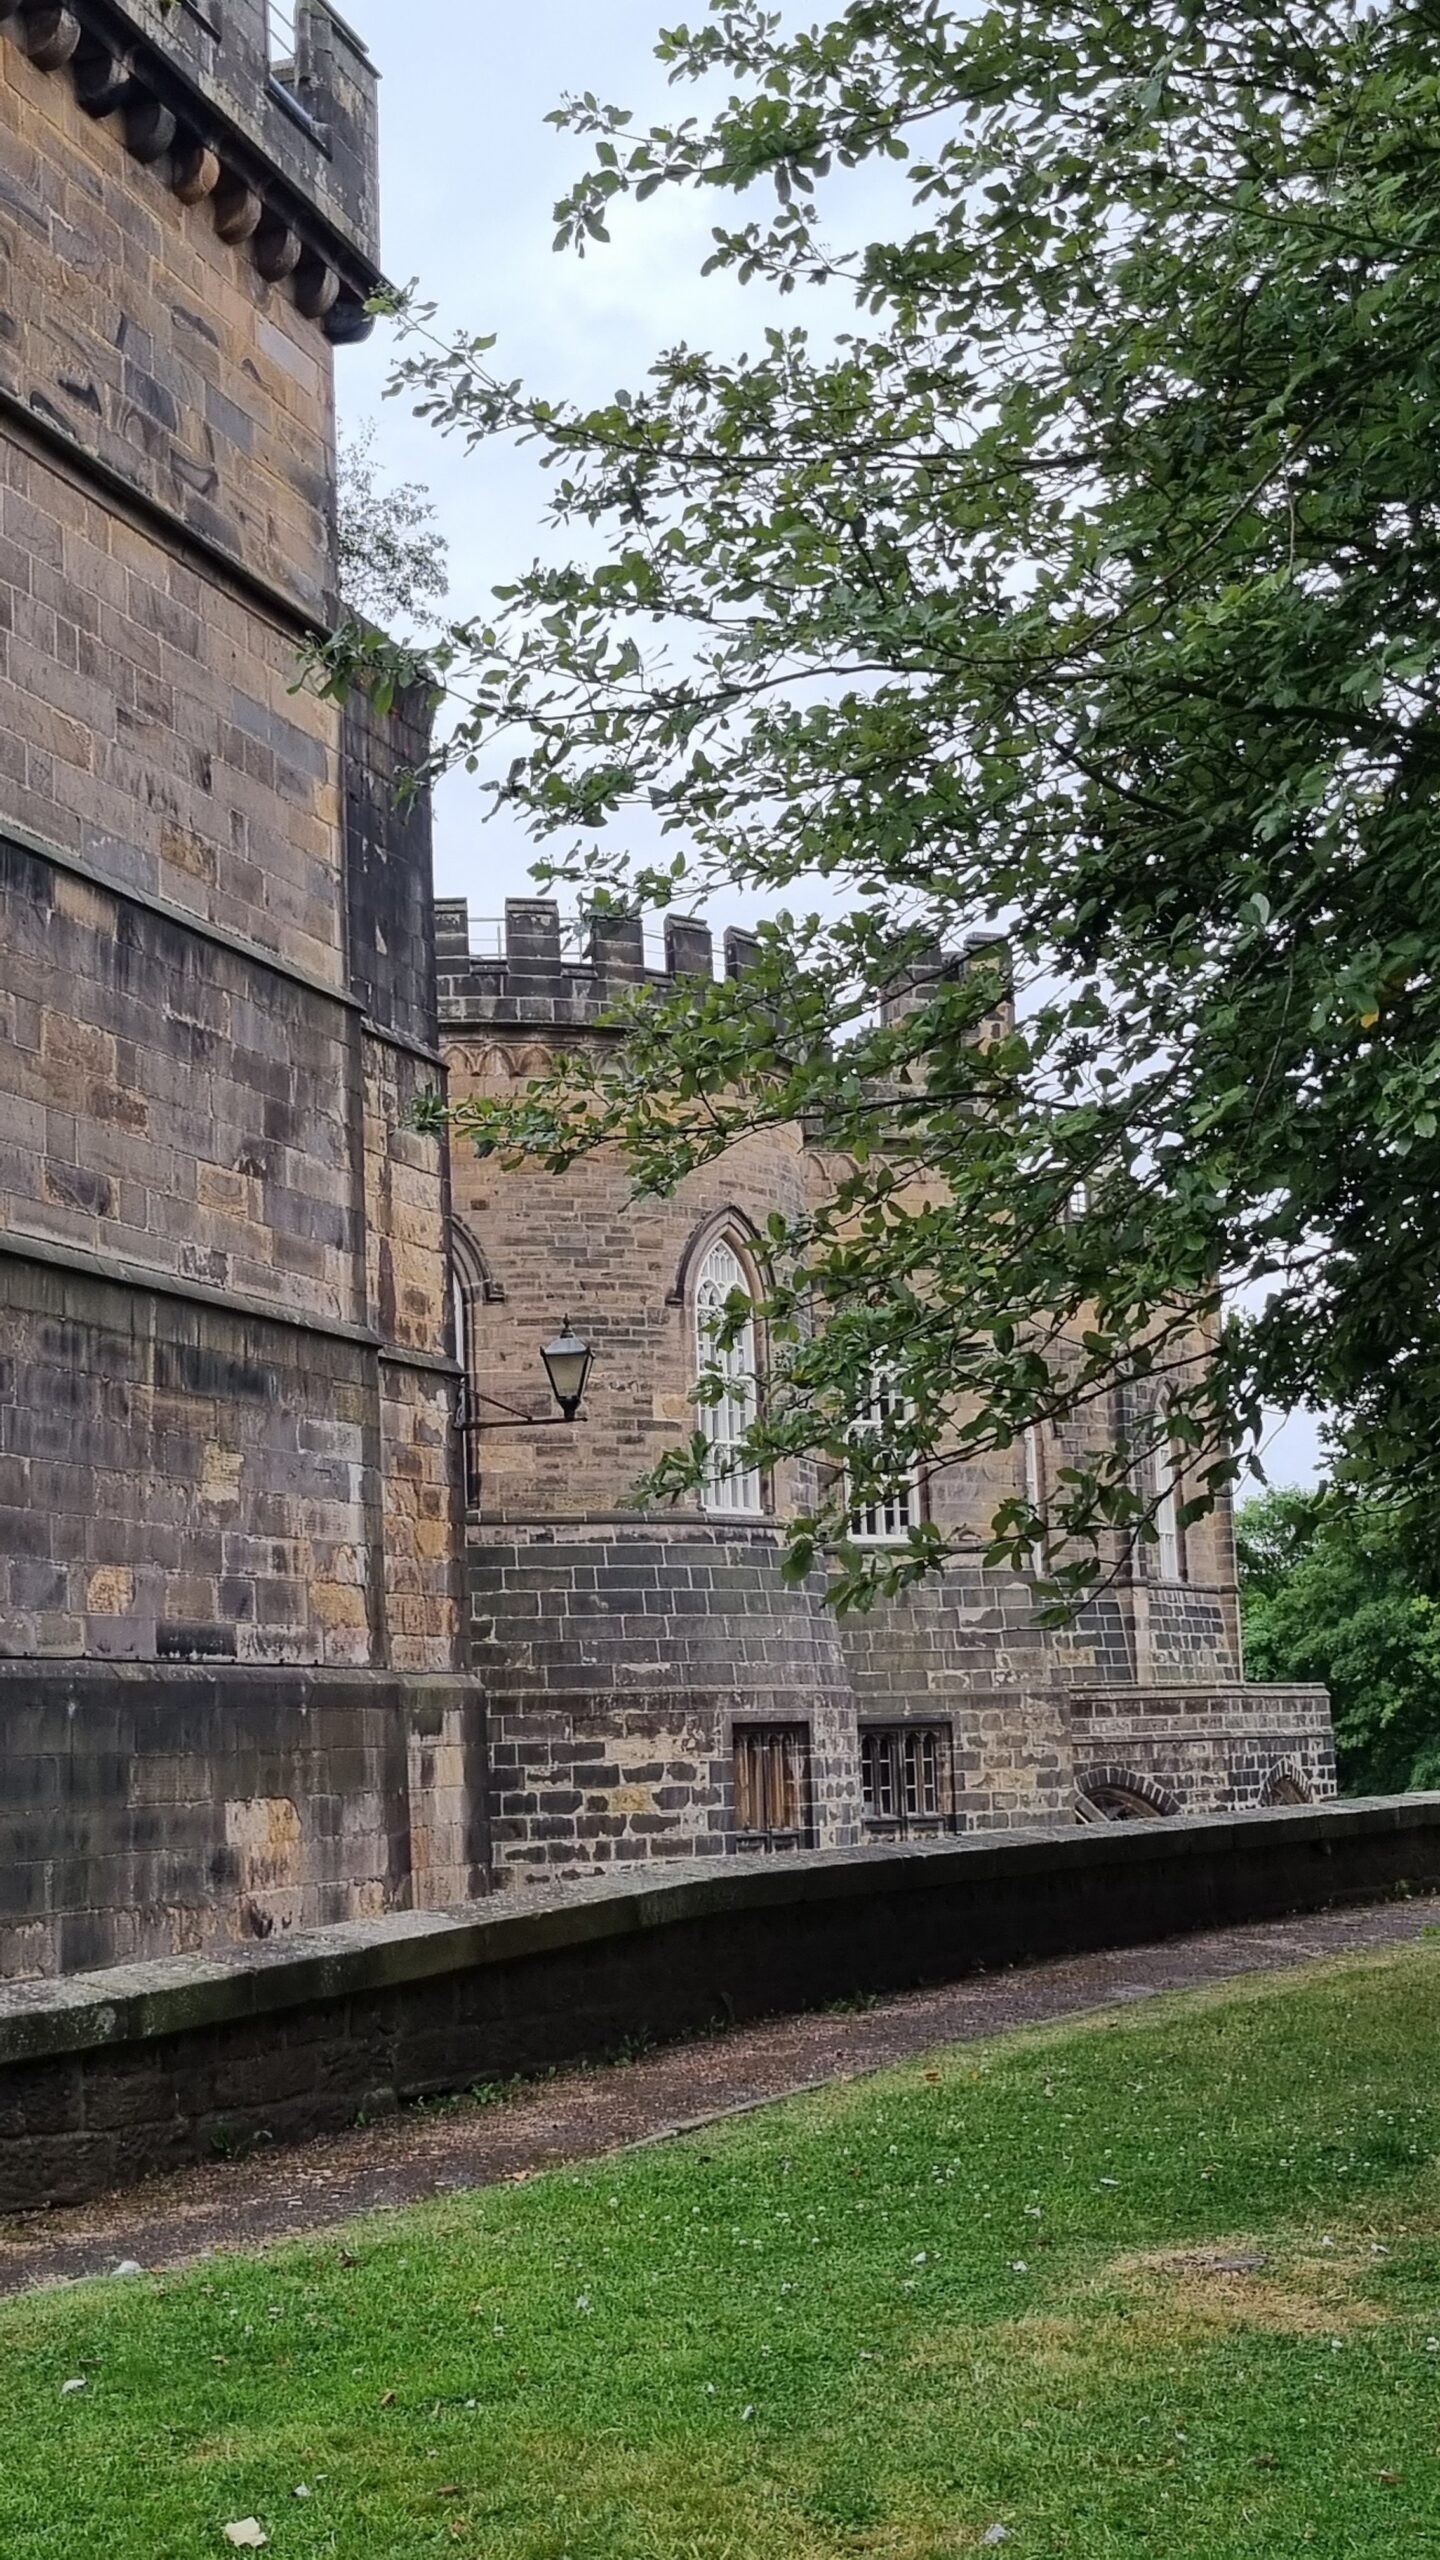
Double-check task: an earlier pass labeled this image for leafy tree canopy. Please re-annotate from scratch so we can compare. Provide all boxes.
[336,422,449,635]
[323,0,1440,1607]
[1238,1489,1440,1795]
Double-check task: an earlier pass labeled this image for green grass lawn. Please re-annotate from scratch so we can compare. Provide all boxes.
[6,1946,1440,2557]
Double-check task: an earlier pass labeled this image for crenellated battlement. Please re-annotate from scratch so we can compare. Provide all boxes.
[1,0,382,334]
[436,899,1014,1037]
[435,898,763,1030]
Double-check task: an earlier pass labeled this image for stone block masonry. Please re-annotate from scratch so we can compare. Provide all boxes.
[0,5,481,1977]
[0,1796,1432,2211]
[473,1527,860,1874]
[0,1659,486,1982]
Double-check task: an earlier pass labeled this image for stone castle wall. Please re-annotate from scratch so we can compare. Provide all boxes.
[0,5,482,1980]
[438,899,1334,1878]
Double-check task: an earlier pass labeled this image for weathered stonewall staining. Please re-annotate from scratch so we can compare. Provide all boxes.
[0,1,482,1979]
[438,899,1336,1883]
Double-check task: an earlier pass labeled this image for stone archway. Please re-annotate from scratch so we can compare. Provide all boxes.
[1260,1762,1313,1807]
[1075,1765,1181,1824]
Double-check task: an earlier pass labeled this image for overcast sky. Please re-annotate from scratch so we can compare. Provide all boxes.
[330,0,1324,1491]
[334,0,765,906]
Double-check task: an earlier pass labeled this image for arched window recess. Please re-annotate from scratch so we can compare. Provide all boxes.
[694,1233,765,1519]
[451,1225,508,1509]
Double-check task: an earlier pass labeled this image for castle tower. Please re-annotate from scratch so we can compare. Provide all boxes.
[438,899,1337,1881]
[0,2,481,1977]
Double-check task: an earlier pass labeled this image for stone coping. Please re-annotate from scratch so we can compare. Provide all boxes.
[1,1796,1434,2073]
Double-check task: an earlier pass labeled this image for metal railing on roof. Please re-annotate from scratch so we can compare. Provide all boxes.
[267,0,299,69]
[465,915,673,971]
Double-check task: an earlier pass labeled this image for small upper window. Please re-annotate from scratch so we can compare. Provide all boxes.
[695,1239,763,1516]
[850,1374,920,1544]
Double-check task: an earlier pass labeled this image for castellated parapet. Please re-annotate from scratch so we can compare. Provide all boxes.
[436,901,1336,1888]
[435,896,1005,1032]
[435,897,762,1030]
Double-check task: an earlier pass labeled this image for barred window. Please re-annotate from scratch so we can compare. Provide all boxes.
[734,1725,810,1846]
[860,1726,952,1833]
[850,1374,920,1543]
[695,1239,763,1516]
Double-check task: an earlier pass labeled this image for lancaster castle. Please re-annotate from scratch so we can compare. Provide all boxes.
[0,0,1332,1984]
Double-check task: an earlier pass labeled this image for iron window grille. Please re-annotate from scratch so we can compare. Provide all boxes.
[453,1272,482,1508]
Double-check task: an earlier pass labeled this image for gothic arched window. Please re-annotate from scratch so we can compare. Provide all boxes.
[695,1237,763,1517]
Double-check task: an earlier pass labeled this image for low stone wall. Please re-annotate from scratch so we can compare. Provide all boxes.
[0,1794,1434,2213]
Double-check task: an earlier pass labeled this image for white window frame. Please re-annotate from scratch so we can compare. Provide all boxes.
[849,1372,920,1544]
[1023,1421,1048,1573]
[695,1239,763,1518]
[1151,1421,1184,1583]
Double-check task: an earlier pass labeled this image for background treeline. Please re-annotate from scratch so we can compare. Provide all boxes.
[1238,1492,1440,1796]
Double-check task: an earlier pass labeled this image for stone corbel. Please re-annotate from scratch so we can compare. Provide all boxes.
[254,216,303,282]
[325,297,376,347]
[124,95,177,164]
[293,252,340,321]
[171,138,222,206]
[71,36,139,118]
[17,6,80,69]
[213,172,264,245]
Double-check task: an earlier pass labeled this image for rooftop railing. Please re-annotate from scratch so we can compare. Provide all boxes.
[462,914,674,972]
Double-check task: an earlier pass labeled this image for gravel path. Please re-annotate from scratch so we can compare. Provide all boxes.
[1,1894,1435,2299]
